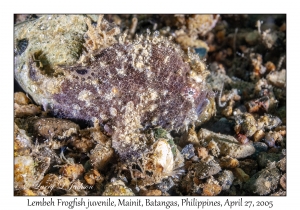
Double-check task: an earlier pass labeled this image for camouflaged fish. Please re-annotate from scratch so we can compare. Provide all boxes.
[14,15,215,160]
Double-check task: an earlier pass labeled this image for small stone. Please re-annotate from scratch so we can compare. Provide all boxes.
[267,69,286,88]
[271,189,286,196]
[239,159,258,176]
[102,179,135,196]
[89,141,114,170]
[208,117,234,135]
[139,189,162,196]
[180,173,194,194]
[184,127,200,147]
[276,156,286,172]
[144,139,175,178]
[14,103,41,118]
[197,147,208,160]
[59,164,84,180]
[265,61,276,72]
[235,113,257,137]
[14,93,42,118]
[196,96,217,127]
[14,154,50,191]
[14,92,31,105]
[243,163,280,195]
[40,173,71,191]
[280,173,286,190]
[37,146,63,167]
[257,152,283,168]
[264,132,276,147]
[253,130,265,142]
[275,126,286,136]
[28,117,79,141]
[186,14,219,36]
[14,156,36,190]
[261,29,277,49]
[245,30,260,45]
[71,136,95,153]
[215,170,234,191]
[52,175,71,191]
[174,147,185,169]
[206,140,220,157]
[14,124,32,156]
[156,177,175,192]
[191,156,200,162]
[219,156,239,169]
[252,142,268,158]
[222,105,233,117]
[275,106,286,125]
[264,131,283,148]
[257,114,282,130]
[235,133,249,144]
[246,97,270,113]
[15,189,37,196]
[84,169,104,186]
[195,47,207,58]
[232,168,250,182]
[198,129,255,159]
[181,144,195,160]
[201,177,222,196]
[192,156,221,179]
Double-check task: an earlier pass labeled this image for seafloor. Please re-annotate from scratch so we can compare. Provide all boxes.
[14,14,286,196]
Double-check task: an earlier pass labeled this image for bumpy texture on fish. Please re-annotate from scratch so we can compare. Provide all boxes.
[14,15,214,161]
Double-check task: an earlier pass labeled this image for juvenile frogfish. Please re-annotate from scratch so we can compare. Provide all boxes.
[14,15,215,161]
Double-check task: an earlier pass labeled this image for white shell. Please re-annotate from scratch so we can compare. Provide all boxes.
[152,139,174,175]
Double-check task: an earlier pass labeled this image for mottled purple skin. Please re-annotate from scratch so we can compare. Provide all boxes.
[30,40,212,160]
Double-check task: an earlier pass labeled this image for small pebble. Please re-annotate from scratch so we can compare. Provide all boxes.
[181,144,195,160]
[276,156,286,172]
[40,173,71,191]
[157,177,175,193]
[102,179,135,196]
[265,61,276,72]
[14,92,31,105]
[243,163,280,195]
[239,113,258,137]
[239,159,258,176]
[84,169,104,186]
[201,177,222,196]
[280,173,286,190]
[192,157,221,179]
[219,156,239,169]
[253,130,265,142]
[215,170,234,191]
[267,69,286,88]
[257,152,283,168]
[232,168,250,182]
[139,189,162,196]
[59,164,84,180]
[198,129,255,159]
[89,141,114,170]
[28,117,79,141]
[271,189,286,196]
[197,147,208,160]
[252,142,268,158]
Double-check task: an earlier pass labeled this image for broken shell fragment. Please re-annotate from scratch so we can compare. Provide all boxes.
[144,139,174,177]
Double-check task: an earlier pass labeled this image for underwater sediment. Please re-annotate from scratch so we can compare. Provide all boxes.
[14,14,286,196]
